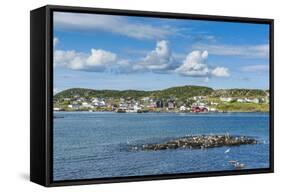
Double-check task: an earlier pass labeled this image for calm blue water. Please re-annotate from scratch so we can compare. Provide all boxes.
[53,112,270,181]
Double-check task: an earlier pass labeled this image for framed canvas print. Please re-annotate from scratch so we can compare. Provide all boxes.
[30,5,274,187]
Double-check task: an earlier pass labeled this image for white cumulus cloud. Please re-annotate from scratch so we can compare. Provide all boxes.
[54,50,84,69]
[175,50,209,77]
[175,50,229,77]
[211,67,230,77]
[86,49,117,68]
[54,38,230,78]
[134,40,175,71]
[54,49,117,71]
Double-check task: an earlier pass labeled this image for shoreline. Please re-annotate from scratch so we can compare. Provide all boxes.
[54,111,269,114]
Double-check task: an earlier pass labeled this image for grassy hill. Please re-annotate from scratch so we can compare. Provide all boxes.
[151,86,213,99]
[212,89,268,98]
[54,88,149,100]
[54,86,269,100]
[54,85,214,100]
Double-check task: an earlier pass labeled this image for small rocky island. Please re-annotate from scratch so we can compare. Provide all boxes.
[132,134,258,151]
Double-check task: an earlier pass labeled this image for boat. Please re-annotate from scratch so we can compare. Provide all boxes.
[228,160,245,169]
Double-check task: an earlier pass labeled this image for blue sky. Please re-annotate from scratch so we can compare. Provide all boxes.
[53,12,270,93]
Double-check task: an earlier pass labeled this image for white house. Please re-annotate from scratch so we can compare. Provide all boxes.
[180,106,187,111]
[82,102,91,108]
[141,97,150,102]
[91,98,106,107]
[211,102,219,105]
[119,103,128,110]
[193,96,204,100]
[245,98,259,103]
[209,107,217,112]
[91,98,99,103]
[220,97,233,102]
[125,104,141,113]
[99,100,106,106]
[134,104,141,111]
[237,98,246,103]
[53,107,61,111]
[68,104,80,110]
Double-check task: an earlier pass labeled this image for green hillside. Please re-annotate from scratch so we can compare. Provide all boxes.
[54,88,149,100]
[54,85,214,100]
[54,86,269,100]
[151,86,213,99]
[212,89,268,98]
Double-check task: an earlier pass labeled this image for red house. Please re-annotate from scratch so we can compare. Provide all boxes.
[191,105,208,113]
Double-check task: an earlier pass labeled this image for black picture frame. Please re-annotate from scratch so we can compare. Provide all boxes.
[30,5,274,187]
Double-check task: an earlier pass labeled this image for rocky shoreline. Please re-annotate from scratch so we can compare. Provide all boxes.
[132,134,258,151]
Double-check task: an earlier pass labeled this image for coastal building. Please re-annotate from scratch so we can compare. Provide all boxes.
[92,98,106,107]
[209,107,217,112]
[245,98,259,103]
[76,98,82,102]
[156,100,164,108]
[72,101,78,105]
[91,98,99,103]
[167,100,175,109]
[82,102,91,108]
[147,101,157,108]
[179,106,187,111]
[237,98,246,103]
[53,107,61,111]
[193,96,205,101]
[211,102,219,105]
[68,104,80,110]
[220,97,233,102]
[191,103,208,113]
[261,97,269,104]
[126,104,142,113]
[119,103,128,110]
[99,100,106,106]
[141,97,150,103]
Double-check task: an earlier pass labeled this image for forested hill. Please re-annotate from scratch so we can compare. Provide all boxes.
[54,85,268,100]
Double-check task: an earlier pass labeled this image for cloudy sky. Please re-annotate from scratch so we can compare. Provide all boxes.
[53,11,270,92]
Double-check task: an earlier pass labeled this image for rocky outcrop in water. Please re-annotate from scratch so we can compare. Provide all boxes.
[133,134,257,151]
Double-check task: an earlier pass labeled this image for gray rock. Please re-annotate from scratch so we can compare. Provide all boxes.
[134,134,257,151]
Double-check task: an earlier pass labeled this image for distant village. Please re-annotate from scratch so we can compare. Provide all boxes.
[53,94,269,113]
